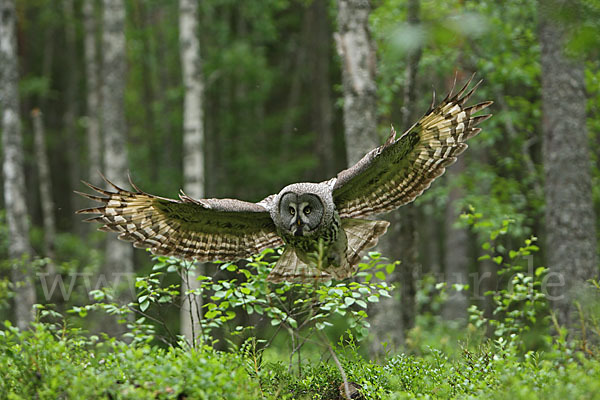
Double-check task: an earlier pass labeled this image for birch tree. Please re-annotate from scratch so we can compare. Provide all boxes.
[539,0,598,326]
[179,0,205,346]
[335,0,378,166]
[1,0,37,329]
[101,0,134,317]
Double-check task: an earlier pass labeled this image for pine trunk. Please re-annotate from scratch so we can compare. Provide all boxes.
[539,0,598,327]
[368,0,422,354]
[179,0,205,346]
[63,0,83,225]
[309,0,335,179]
[442,158,469,322]
[31,109,57,264]
[101,0,134,328]
[83,0,102,185]
[1,0,37,329]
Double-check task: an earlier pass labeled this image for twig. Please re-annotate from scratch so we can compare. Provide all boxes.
[318,331,350,400]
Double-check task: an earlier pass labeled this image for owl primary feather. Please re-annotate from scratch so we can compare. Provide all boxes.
[77,76,492,283]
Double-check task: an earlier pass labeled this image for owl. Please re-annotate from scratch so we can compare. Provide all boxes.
[77,76,492,283]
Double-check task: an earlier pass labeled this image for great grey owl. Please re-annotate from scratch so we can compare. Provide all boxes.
[77,76,492,283]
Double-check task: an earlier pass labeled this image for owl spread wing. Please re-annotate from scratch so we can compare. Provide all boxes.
[76,176,283,261]
[332,75,492,219]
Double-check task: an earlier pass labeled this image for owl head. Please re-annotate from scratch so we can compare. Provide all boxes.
[271,182,336,237]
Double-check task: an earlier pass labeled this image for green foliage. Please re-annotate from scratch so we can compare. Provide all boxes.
[2,235,600,398]
[135,250,394,348]
[0,320,262,399]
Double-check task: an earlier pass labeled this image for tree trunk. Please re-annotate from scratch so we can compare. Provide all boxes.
[1,0,37,329]
[309,0,335,179]
[335,0,378,166]
[31,109,57,266]
[442,158,469,322]
[83,0,102,185]
[179,0,205,347]
[101,0,134,330]
[539,0,598,327]
[369,0,422,354]
[63,0,83,226]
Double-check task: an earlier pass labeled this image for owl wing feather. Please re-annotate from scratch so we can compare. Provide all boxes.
[332,75,492,219]
[76,175,283,261]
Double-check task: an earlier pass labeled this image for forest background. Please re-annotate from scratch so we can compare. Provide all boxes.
[1,0,600,398]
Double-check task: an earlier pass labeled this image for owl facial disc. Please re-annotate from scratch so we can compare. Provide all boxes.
[278,192,324,237]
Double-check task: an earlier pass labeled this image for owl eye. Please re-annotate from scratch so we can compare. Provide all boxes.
[304,206,311,215]
[289,206,295,215]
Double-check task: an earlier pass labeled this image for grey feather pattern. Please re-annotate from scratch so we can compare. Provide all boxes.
[76,176,283,261]
[332,75,492,218]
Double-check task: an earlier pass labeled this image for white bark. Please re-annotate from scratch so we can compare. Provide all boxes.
[1,0,37,329]
[179,0,205,346]
[335,0,379,165]
[84,0,102,185]
[101,0,133,308]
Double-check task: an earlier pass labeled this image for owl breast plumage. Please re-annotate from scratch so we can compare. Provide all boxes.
[77,76,492,282]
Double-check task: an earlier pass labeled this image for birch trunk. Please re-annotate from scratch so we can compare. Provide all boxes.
[101,0,134,324]
[539,0,598,327]
[335,0,378,166]
[83,0,102,185]
[1,0,37,329]
[179,0,205,346]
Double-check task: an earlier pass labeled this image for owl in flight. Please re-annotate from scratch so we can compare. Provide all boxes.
[78,76,492,283]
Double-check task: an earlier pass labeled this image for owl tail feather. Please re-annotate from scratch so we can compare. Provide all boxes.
[267,247,331,283]
[342,218,390,267]
[267,218,390,283]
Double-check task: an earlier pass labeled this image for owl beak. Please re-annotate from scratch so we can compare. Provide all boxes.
[294,219,303,236]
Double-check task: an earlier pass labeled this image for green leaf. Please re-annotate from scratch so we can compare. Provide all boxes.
[344,297,355,307]
[140,301,150,312]
[355,300,367,308]
[375,271,386,280]
[367,295,379,303]
[386,263,396,274]
[493,256,503,265]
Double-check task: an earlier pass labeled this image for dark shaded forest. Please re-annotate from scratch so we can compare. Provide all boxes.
[1,0,600,398]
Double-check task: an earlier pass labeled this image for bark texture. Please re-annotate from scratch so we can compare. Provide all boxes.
[101,0,134,315]
[368,0,423,354]
[83,0,102,185]
[442,158,469,322]
[32,109,56,262]
[539,0,598,326]
[309,0,335,179]
[63,0,83,224]
[1,0,37,329]
[335,0,378,166]
[179,0,205,345]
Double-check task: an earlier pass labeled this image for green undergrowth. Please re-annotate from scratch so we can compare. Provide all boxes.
[2,212,600,399]
[2,320,600,399]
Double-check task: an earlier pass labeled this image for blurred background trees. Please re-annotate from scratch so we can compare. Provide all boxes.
[0,0,598,350]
